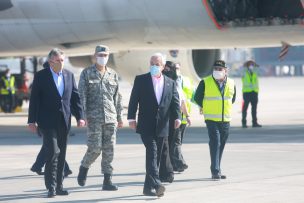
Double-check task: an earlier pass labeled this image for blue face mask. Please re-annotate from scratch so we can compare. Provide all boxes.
[150,65,161,77]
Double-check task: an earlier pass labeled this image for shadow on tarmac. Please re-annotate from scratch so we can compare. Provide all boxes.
[0,125,303,146]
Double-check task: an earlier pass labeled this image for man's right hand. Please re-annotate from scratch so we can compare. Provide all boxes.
[129,121,137,129]
[28,123,37,133]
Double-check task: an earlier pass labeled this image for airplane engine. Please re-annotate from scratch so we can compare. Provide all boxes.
[111,49,220,83]
[68,49,221,84]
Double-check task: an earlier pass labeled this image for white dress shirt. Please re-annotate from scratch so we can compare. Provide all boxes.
[50,68,64,97]
[151,74,164,104]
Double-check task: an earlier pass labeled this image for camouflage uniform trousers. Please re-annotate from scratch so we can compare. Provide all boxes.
[81,119,117,175]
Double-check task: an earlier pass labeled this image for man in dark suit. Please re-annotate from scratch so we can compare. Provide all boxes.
[128,53,181,197]
[28,48,85,198]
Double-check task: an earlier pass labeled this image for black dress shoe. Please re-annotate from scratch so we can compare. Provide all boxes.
[173,166,184,172]
[47,189,56,198]
[64,169,73,177]
[252,123,262,127]
[211,174,221,180]
[160,173,174,183]
[143,190,157,196]
[30,167,44,175]
[212,174,227,180]
[56,188,69,196]
[155,185,165,197]
[182,164,188,170]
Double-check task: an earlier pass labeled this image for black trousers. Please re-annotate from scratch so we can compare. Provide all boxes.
[159,136,173,179]
[242,92,258,125]
[140,134,165,191]
[1,94,15,113]
[205,120,230,176]
[31,143,71,174]
[40,115,68,190]
[169,123,187,169]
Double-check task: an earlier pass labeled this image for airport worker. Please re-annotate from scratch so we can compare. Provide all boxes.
[0,68,16,113]
[159,61,191,182]
[28,48,85,198]
[241,60,262,128]
[194,60,236,180]
[171,62,194,172]
[77,45,123,191]
[127,53,181,197]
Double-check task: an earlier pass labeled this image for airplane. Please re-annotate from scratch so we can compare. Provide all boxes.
[0,0,303,81]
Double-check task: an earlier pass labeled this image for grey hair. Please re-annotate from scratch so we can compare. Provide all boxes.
[151,52,166,65]
[47,48,64,61]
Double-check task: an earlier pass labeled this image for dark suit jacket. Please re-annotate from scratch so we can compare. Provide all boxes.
[128,73,180,137]
[28,67,84,130]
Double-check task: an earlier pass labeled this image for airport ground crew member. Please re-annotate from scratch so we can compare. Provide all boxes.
[0,69,16,113]
[194,60,236,180]
[77,45,123,191]
[241,60,262,128]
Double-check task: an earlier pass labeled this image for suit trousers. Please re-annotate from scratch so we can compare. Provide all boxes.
[205,120,230,176]
[140,134,165,191]
[169,123,187,169]
[40,114,68,190]
[31,143,71,174]
[159,136,173,179]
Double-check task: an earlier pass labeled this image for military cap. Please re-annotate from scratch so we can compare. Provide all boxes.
[95,45,110,54]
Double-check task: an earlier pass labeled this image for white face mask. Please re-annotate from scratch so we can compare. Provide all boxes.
[96,57,108,66]
[213,70,225,80]
[248,65,254,70]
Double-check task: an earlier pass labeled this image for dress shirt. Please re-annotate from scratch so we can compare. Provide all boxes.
[50,67,64,97]
[151,74,164,104]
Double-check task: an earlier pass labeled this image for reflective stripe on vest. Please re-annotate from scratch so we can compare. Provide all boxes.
[242,69,259,93]
[202,76,234,122]
[0,76,15,95]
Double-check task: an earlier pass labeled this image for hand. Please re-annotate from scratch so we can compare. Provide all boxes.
[28,123,37,133]
[200,108,203,115]
[129,121,137,129]
[77,119,86,127]
[117,121,123,128]
[174,119,181,129]
[186,116,191,126]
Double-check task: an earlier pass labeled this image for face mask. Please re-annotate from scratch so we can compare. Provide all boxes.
[176,70,181,76]
[96,57,108,66]
[248,65,254,70]
[6,73,11,77]
[150,65,161,77]
[213,70,225,80]
[52,62,63,72]
[163,70,177,80]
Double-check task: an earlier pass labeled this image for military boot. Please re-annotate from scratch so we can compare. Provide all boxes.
[102,174,118,191]
[77,166,89,186]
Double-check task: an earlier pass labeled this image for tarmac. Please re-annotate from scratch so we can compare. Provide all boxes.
[0,77,303,203]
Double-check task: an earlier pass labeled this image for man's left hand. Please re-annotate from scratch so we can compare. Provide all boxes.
[174,119,181,129]
[117,121,123,128]
[77,119,86,127]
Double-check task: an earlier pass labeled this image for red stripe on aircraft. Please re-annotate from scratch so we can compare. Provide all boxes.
[202,0,223,30]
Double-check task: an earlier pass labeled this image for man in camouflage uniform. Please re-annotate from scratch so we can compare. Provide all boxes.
[77,45,123,191]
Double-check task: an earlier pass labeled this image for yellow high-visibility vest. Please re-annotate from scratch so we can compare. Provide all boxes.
[181,76,193,124]
[0,76,15,95]
[242,69,259,93]
[202,76,234,122]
